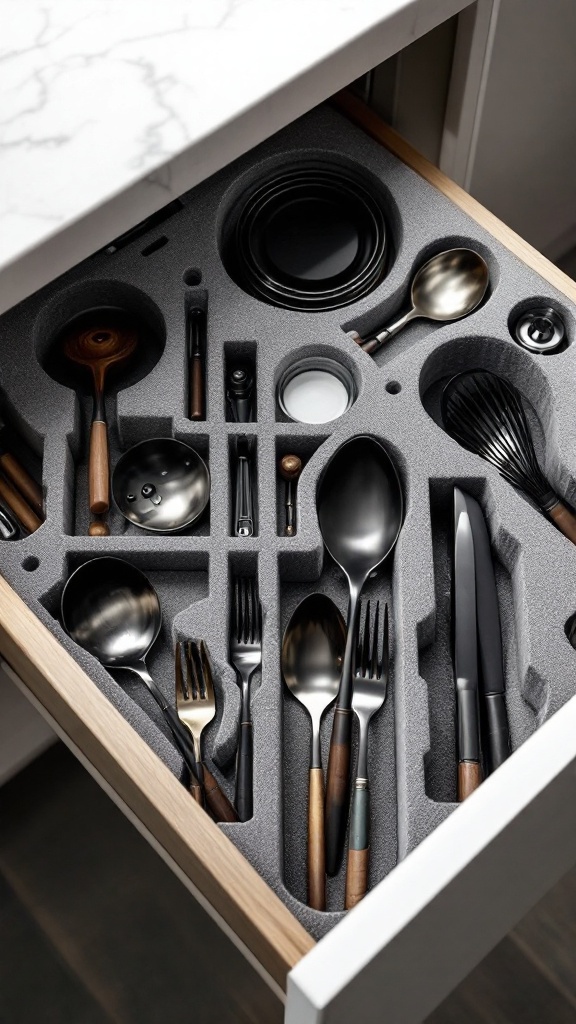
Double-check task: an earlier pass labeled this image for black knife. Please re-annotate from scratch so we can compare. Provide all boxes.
[453,487,483,800]
[465,491,512,773]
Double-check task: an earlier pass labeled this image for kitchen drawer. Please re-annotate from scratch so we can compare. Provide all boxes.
[2,91,576,1024]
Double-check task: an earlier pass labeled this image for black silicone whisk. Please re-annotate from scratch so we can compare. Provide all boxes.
[441,369,576,545]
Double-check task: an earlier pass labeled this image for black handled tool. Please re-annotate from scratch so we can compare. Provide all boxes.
[465,491,512,773]
[453,487,483,800]
[187,307,206,421]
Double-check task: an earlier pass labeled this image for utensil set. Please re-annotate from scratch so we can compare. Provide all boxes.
[54,156,571,917]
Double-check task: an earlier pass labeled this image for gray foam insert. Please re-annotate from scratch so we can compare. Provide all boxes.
[2,104,576,939]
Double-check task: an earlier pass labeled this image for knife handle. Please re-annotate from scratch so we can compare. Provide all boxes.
[458,761,482,801]
[325,707,353,876]
[485,693,511,771]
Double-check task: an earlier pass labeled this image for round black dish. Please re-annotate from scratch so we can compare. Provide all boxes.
[224,164,388,312]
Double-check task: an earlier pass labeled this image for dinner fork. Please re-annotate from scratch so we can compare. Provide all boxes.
[230,576,262,821]
[175,639,238,823]
[345,600,389,910]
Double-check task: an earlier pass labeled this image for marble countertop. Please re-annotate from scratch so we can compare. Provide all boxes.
[1,0,473,313]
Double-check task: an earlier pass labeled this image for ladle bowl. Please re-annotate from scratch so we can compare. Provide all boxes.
[112,438,210,533]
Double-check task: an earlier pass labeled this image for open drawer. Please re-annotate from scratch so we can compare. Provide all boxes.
[2,92,576,1024]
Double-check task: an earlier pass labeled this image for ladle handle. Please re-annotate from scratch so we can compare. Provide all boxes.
[0,474,42,534]
[307,766,326,910]
[89,419,110,515]
[548,500,576,545]
[324,707,353,876]
[352,308,419,355]
[0,452,43,517]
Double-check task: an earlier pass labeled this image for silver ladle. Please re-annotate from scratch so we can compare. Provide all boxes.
[282,593,346,910]
[61,556,201,784]
[350,248,489,355]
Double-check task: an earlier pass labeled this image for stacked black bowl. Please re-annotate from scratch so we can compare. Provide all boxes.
[225,164,388,312]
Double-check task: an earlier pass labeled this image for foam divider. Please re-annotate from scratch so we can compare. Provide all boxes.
[1,105,576,939]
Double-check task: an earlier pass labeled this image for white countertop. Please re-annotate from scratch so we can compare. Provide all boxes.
[1,0,473,313]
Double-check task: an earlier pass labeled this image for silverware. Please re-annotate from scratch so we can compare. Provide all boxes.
[345,600,388,909]
[454,488,482,800]
[187,307,206,421]
[234,439,254,537]
[175,640,239,822]
[442,370,576,545]
[0,505,19,539]
[279,454,302,536]
[61,557,202,791]
[317,436,403,875]
[350,248,489,354]
[230,576,262,821]
[282,593,346,910]
[462,489,511,773]
[112,438,210,533]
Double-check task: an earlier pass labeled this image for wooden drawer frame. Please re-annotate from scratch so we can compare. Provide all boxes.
[3,91,576,1022]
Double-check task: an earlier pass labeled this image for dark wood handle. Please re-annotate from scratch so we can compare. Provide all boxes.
[189,355,205,420]
[89,419,109,515]
[0,452,43,518]
[345,848,369,910]
[202,763,239,823]
[235,721,253,822]
[548,500,576,545]
[0,475,42,533]
[458,760,482,801]
[307,767,326,910]
[325,708,353,876]
[88,517,110,537]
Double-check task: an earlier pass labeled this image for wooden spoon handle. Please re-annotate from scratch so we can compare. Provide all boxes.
[89,419,109,515]
[345,781,370,909]
[548,500,576,545]
[0,452,43,517]
[0,475,42,533]
[307,767,326,910]
[325,707,353,876]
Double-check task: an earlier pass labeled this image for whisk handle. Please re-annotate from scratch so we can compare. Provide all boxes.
[548,500,576,545]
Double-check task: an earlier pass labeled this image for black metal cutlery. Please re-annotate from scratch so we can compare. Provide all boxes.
[187,306,206,421]
[317,436,403,875]
[230,576,262,821]
[453,487,511,799]
[234,439,255,537]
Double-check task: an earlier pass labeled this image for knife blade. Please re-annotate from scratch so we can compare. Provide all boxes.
[453,486,482,800]
[464,490,511,773]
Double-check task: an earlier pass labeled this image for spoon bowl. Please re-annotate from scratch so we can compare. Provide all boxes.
[112,438,210,533]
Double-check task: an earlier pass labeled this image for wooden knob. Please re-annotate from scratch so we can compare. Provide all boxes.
[279,454,302,481]
[88,518,110,537]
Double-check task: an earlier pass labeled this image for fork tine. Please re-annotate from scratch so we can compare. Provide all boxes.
[251,577,260,643]
[191,640,207,699]
[382,603,389,682]
[361,600,371,676]
[371,601,380,678]
[185,640,199,700]
[175,640,187,700]
[198,640,215,702]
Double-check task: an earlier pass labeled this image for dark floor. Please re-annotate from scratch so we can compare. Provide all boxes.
[1,744,576,1023]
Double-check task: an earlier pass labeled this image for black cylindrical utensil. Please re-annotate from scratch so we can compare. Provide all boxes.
[187,307,205,420]
[279,454,302,536]
[442,369,576,546]
[227,364,254,423]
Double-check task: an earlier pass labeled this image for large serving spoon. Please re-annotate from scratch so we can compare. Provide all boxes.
[62,315,138,518]
[350,248,489,355]
[61,556,202,789]
[282,593,346,910]
[317,436,403,875]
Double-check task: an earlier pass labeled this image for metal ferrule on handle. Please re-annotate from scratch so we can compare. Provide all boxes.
[235,455,253,537]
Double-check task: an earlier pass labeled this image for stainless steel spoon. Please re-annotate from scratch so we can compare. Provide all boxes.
[350,248,489,355]
[317,436,403,875]
[61,556,201,785]
[282,593,346,910]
